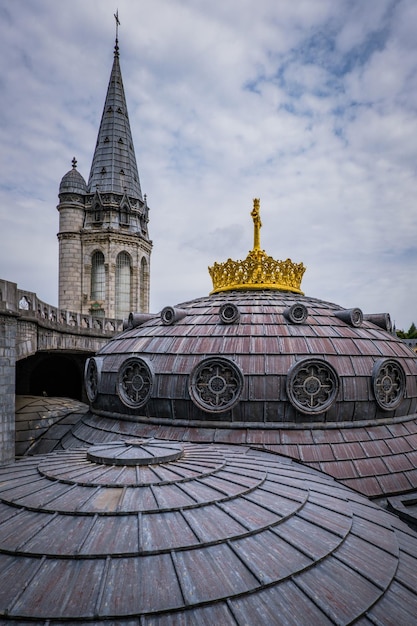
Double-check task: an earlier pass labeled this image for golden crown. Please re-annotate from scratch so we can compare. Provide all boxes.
[208,199,306,295]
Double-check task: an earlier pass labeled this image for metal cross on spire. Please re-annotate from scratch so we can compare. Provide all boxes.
[114,10,120,55]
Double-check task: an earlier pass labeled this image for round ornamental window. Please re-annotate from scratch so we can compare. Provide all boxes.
[372,359,405,410]
[117,358,153,408]
[189,358,244,413]
[287,359,340,415]
[85,357,101,403]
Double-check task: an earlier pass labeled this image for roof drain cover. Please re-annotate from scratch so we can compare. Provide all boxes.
[87,438,184,466]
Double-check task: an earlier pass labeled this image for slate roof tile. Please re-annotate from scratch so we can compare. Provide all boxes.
[341,427,371,442]
[385,436,413,454]
[360,439,392,458]
[319,460,357,480]
[342,476,381,497]
[298,444,335,463]
[265,443,300,458]
[383,454,414,474]
[376,472,414,495]
[330,441,365,461]
[352,456,389,477]
[280,430,314,445]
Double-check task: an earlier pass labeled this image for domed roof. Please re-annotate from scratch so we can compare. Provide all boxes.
[59,157,87,195]
[72,200,417,500]
[1,441,417,624]
[87,289,417,425]
[85,200,417,428]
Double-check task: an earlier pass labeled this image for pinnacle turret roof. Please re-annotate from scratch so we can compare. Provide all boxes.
[87,43,142,199]
[59,157,87,195]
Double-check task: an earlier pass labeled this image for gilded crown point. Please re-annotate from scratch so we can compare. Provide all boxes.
[208,199,306,295]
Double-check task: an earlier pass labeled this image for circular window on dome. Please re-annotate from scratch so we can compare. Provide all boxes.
[117,358,153,408]
[372,359,405,410]
[85,357,102,403]
[189,357,244,413]
[287,358,340,415]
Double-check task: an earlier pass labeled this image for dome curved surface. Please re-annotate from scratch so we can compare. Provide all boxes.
[54,404,417,499]
[59,166,87,195]
[1,441,417,624]
[89,290,417,426]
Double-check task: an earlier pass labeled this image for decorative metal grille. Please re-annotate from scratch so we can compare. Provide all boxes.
[117,358,153,408]
[189,358,244,413]
[85,358,100,403]
[287,358,339,414]
[372,359,405,410]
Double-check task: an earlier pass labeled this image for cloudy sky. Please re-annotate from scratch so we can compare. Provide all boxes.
[0,0,416,330]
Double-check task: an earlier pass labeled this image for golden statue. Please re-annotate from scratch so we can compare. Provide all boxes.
[208,198,306,295]
[251,198,262,251]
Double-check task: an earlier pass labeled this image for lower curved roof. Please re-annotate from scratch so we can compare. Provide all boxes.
[1,441,417,624]
[54,407,417,499]
[17,396,417,500]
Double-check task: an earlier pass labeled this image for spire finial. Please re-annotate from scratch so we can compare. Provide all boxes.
[251,198,262,251]
[72,157,77,169]
[114,10,120,56]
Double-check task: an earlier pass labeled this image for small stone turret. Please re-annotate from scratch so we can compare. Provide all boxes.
[57,158,87,312]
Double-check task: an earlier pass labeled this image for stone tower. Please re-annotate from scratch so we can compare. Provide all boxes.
[57,36,152,320]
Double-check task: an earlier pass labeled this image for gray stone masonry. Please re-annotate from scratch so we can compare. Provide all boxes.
[0,283,18,463]
[0,278,123,463]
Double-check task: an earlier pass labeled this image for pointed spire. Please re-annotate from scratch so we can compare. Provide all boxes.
[87,26,143,199]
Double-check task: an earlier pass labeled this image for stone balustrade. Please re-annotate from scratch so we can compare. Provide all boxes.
[0,278,123,464]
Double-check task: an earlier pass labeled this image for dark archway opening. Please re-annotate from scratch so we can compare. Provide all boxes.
[16,353,88,401]
[30,355,81,399]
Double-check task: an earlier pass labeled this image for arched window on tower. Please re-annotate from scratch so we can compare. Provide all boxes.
[140,257,149,312]
[91,251,105,315]
[116,251,131,319]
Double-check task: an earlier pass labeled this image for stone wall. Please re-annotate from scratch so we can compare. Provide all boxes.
[0,278,123,463]
[0,312,17,463]
[57,201,84,312]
